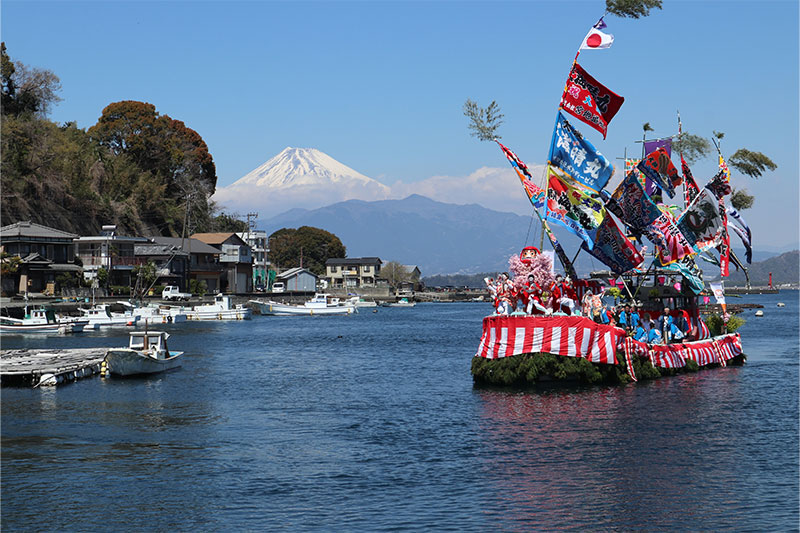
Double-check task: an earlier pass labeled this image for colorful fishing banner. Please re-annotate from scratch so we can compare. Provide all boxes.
[677,188,725,246]
[548,111,614,193]
[545,165,606,246]
[637,147,682,198]
[611,171,664,232]
[706,169,732,199]
[661,254,704,294]
[559,62,624,139]
[611,172,694,265]
[496,140,545,209]
[651,209,696,265]
[582,215,644,274]
[681,154,701,208]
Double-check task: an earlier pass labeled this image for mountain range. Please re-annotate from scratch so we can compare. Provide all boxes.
[217,146,795,277]
[262,195,534,275]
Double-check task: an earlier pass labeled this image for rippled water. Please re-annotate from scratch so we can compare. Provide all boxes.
[2,291,798,531]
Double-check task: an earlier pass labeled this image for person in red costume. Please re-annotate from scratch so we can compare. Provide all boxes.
[557,276,578,315]
[495,273,515,315]
[523,274,548,315]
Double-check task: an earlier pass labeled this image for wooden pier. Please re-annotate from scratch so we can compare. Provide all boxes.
[1,348,108,387]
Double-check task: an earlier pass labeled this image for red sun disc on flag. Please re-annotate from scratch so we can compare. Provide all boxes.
[586,33,603,48]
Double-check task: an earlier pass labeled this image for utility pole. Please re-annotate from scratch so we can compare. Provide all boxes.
[246,212,258,291]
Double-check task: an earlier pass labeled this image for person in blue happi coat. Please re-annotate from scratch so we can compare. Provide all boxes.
[617,305,628,330]
[633,317,648,342]
[647,319,662,343]
[630,305,640,334]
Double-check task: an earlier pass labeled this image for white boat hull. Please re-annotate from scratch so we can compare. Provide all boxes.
[251,300,355,316]
[0,323,73,334]
[184,308,251,320]
[104,349,183,376]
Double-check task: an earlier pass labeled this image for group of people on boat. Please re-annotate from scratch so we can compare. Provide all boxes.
[484,273,578,317]
[485,273,698,345]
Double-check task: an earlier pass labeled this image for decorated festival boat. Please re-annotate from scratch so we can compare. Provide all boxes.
[471,17,749,386]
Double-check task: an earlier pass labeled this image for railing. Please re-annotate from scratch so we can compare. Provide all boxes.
[77,255,144,266]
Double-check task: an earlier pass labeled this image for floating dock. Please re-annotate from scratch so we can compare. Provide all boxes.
[1,348,107,387]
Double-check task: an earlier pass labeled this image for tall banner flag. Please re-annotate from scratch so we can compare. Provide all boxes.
[580,17,614,50]
[681,154,701,208]
[710,281,727,315]
[542,220,579,280]
[644,138,673,158]
[548,111,614,192]
[677,188,725,246]
[718,207,731,276]
[637,147,682,198]
[545,165,606,246]
[496,140,545,209]
[727,222,753,264]
[582,215,644,274]
[559,63,624,139]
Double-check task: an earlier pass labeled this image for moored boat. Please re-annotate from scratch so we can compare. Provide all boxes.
[184,294,251,320]
[79,303,139,329]
[250,293,356,316]
[346,296,378,308]
[117,301,188,325]
[103,331,183,376]
[387,298,415,308]
[0,308,88,334]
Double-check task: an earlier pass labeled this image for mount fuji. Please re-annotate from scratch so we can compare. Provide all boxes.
[212,147,390,215]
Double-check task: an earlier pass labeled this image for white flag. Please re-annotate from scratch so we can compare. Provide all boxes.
[580,28,614,50]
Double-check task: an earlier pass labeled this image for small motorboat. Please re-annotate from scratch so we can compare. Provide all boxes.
[346,296,378,308]
[184,294,251,320]
[0,307,88,334]
[104,331,183,376]
[80,303,140,329]
[387,298,416,308]
[250,293,356,316]
[755,310,764,317]
[777,302,785,307]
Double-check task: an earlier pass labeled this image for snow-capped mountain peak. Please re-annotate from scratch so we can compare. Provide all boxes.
[231,147,388,191]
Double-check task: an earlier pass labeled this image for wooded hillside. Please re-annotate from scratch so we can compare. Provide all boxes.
[0,43,237,236]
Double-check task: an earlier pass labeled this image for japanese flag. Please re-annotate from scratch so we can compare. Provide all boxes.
[580,27,614,50]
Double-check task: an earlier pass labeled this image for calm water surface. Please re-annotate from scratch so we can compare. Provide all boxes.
[2,291,798,531]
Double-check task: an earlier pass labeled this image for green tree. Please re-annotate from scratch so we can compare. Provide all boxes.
[463,99,504,141]
[210,212,248,233]
[381,261,411,287]
[730,188,754,210]
[1,42,62,117]
[673,133,712,164]
[269,226,346,275]
[605,0,662,18]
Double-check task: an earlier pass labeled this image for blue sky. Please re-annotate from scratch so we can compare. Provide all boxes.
[3,0,798,250]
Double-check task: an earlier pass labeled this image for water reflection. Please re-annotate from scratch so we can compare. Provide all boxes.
[473,365,791,530]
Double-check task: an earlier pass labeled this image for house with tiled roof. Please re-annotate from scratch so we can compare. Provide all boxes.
[191,233,252,293]
[0,221,81,295]
[325,257,382,289]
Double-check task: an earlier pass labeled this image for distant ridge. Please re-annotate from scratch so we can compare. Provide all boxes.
[262,194,535,275]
